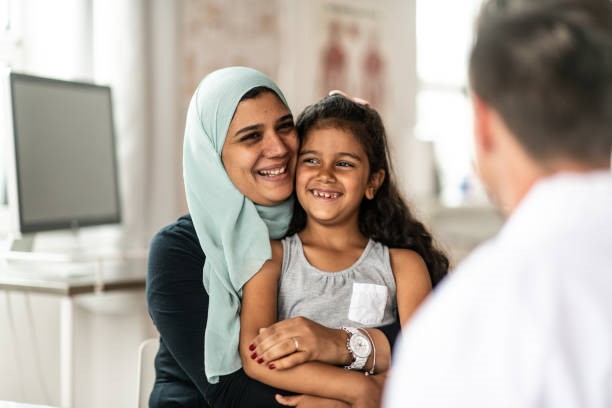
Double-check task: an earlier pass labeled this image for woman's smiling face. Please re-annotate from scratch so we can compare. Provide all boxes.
[221,90,298,206]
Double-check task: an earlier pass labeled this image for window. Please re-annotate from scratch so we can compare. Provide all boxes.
[415,0,488,207]
[0,0,22,211]
[0,0,22,67]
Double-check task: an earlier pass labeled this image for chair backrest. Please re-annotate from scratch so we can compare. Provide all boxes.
[137,337,159,408]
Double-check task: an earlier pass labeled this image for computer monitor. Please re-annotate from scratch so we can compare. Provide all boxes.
[1,71,122,258]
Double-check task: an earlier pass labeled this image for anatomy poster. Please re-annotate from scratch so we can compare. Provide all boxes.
[315,0,390,113]
[180,0,281,108]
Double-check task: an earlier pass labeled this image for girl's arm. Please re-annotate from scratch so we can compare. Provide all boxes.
[389,248,432,326]
[247,248,428,375]
[239,241,382,405]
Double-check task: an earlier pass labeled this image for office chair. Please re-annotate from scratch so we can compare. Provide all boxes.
[136,337,159,408]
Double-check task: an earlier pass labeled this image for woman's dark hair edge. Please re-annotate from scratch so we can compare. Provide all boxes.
[240,85,276,101]
[287,94,449,287]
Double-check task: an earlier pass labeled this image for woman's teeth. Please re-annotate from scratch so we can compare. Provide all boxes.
[258,166,286,176]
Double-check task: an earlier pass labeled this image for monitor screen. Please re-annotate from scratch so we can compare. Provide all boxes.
[8,72,121,234]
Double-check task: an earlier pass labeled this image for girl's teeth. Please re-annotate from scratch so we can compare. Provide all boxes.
[313,190,338,199]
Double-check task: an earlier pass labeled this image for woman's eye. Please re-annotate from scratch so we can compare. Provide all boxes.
[277,122,295,133]
[240,132,260,142]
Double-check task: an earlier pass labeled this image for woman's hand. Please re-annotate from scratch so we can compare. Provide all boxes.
[275,394,350,407]
[248,316,349,369]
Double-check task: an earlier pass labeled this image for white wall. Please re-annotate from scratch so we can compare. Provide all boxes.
[0,292,60,403]
[146,0,183,236]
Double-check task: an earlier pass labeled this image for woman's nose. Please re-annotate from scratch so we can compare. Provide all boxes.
[262,131,289,157]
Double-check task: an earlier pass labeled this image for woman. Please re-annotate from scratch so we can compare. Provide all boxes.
[146,67,400,407]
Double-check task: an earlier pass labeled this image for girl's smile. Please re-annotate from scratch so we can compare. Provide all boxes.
[310,188,342,199]
[296,127,379,226]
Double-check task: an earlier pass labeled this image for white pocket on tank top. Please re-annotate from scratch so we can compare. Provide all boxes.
[348,282,387,325]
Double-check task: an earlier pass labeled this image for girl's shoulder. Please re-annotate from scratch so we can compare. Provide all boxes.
[388,247,434,326]
[270,239,283,253]
[388,248,429,279]
[250,240,284,283]
[270,239,285,265]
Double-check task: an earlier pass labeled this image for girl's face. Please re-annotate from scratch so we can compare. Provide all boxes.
[222,91,298,206]
[296,127,384,227]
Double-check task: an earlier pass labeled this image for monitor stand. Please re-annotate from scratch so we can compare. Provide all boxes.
[9,234,34,252]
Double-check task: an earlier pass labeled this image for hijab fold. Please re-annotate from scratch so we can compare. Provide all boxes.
[183,66,293,383]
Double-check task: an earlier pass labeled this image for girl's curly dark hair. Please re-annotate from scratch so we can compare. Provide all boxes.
[286,94,449,286]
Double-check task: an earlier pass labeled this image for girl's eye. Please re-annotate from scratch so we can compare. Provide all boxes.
[336,161,354,168]
[302,157,318,165]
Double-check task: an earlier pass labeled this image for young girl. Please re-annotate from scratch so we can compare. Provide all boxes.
[239,94,448,406]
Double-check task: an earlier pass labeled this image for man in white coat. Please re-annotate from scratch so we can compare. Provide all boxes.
[383,0,612,407]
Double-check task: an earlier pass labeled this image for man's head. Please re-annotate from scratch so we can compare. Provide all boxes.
[469,0,612,212]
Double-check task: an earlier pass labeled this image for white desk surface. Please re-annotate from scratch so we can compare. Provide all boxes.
[0,257,146,296]
[0,401,59,408]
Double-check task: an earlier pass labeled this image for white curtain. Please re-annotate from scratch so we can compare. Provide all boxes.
[91,0,150,250]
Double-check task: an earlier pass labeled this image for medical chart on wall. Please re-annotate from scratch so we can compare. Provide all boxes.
[314,0,391,115]
[180,0,281,109]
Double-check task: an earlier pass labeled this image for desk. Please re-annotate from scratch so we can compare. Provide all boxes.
[0,401,58,408]
[0,258,146,408]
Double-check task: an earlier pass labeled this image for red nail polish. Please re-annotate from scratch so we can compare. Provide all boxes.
[268,363,276,370]
[249,344,256,351]
[257,357,264,364]
[250,352,257,360]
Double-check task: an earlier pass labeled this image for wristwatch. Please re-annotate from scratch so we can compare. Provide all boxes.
[341,326,372,371]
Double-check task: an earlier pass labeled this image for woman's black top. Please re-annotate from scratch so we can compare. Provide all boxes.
[146,214,400,407]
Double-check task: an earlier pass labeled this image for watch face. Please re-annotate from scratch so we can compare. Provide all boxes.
[349,333,372,358]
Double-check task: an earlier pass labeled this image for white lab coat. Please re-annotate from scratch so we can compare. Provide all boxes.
[383,171,612,408]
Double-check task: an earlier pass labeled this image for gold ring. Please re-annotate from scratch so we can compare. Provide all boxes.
[293,337,299,352]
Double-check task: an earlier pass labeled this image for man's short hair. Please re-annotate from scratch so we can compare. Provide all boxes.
[469,0,612,166]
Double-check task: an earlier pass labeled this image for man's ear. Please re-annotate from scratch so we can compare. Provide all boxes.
[366,169,385,200]
[472,94,494,153]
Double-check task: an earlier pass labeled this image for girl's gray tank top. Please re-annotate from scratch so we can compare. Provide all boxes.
[278,234,397,328]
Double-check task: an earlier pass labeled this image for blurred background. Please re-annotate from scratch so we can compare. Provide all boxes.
[0,0,503,407]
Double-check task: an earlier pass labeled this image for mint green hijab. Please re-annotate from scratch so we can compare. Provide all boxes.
[183,67,294,383]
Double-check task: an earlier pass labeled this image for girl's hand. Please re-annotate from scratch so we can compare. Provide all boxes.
[275,373,386,408]
[275,394,350,407]
[248,316,348,369]
[351,373,386,408]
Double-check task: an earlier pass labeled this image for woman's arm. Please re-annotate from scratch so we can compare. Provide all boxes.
[146,220,210,400]
[148,218,296,408]
[240,241,381,405]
